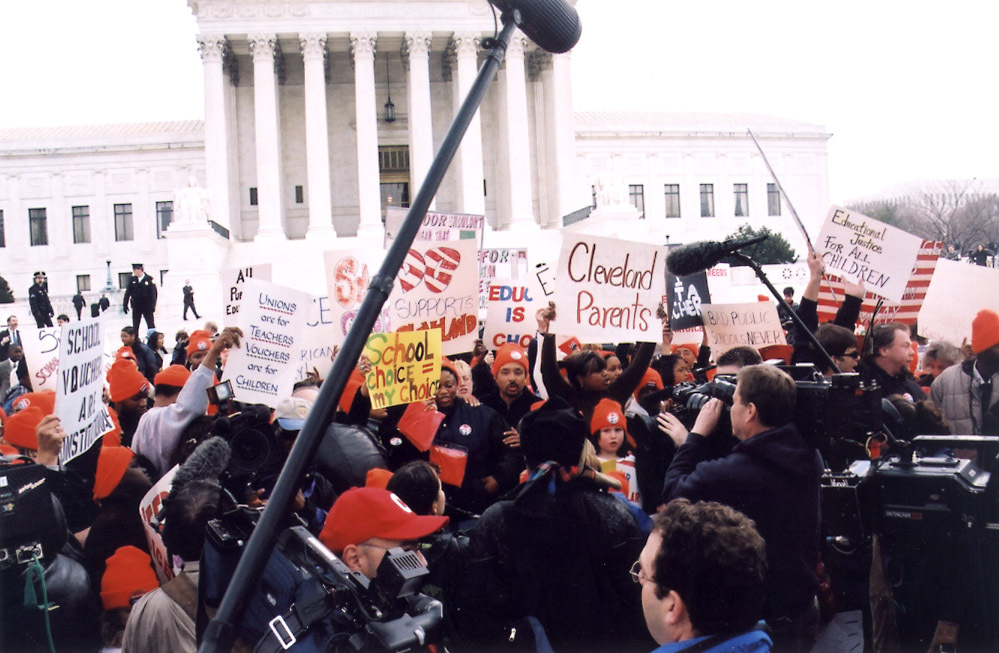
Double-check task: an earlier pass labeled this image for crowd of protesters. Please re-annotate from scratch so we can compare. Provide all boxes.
[2,243,997,653]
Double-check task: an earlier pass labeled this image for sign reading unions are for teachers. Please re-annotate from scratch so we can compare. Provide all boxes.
[817,206,922,304]
[223,278,311,408]
[551,235,666,343]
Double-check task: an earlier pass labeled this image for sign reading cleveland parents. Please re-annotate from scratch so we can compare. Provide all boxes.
[224,278,311,407]
[816,206,922,304]
[55,316,114,463]
[552,235,665,343]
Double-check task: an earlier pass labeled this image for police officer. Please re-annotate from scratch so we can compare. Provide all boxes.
[122,263,157,332]
[28,271,54,328]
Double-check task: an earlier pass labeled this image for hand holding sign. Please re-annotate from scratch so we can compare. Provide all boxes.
[35,415,66,467]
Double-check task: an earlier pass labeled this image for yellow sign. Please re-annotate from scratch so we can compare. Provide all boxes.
[364,329,442,408]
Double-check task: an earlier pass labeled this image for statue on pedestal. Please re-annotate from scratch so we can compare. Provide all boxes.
[174,176,210,224]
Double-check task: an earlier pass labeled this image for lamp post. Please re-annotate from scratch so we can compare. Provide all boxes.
[103,259,115,294]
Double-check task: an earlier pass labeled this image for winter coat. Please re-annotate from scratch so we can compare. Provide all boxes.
[930,359,999,435]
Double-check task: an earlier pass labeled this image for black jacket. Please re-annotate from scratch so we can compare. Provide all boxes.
[856,358,926,401]
[662,423,822,620]
[28,283,54,319]
[479,388,541,431]
[123,273,158,309]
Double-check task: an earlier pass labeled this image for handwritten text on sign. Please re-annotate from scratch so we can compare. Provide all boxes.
[552,235,665,343]
[701,302,786,356]
[21,327,61,391]
[55,317,114,463]
[222,264,273,327]
[483,281,538,349]
[223,279,310,408]
[817,206,922,304]
[364,329,442,409]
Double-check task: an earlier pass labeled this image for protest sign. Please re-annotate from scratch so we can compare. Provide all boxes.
[324,249,396,348]
[816,206,923,304]
[483,280,539,349]
[363,329,442,409]
[384,206,484,247]
[223,279,311,408]
[918,258,999,343]
[479,248,529,309]
[296,294,337,383]
[551,235,666,343]
[700,301,786,356]
[20,326,61,391]
[54,317,114,464]
[667,271,710,331]
[221,264,272,326]
[139,466,178,583]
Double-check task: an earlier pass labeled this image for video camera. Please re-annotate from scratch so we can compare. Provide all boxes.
[201,506,442,652]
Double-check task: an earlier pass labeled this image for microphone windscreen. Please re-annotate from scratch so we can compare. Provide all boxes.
[489,0,582,53]
[666,241,728,277]
[170,436,231,494]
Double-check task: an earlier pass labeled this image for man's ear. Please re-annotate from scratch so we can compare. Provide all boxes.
[663,589,683,624]
[341,544,363,573]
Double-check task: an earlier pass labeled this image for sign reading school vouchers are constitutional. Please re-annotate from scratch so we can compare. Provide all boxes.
[55,317,114,464]
[918,258,999,344]
[223,278,311,408]
[817,206,923,304]
[700,301,786,356]
[483,279,539,350]
[221,264,273,326]
[551,235,666,343]
[364,329,442,409]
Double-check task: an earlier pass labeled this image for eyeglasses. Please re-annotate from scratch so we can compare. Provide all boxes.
[630,560,653,585]
[839,351,860,359]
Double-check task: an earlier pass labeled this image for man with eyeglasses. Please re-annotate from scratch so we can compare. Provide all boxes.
[635,499,772,652]
[814,323,860,377]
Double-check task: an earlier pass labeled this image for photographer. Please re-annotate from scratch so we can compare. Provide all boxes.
[661,364,822,652]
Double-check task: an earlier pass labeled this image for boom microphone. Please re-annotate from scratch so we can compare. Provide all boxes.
[487,0,582,53]
[169,436,231,495]
[666,234,769,277]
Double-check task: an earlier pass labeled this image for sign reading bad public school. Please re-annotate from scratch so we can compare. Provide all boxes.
[364,329,442,409]
[816,206,922,304]
[551,235,666,343]
[700,301,786,356]
[55,316,114,463]
[223,279,311,408]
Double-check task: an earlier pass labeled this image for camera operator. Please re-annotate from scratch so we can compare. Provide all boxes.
[661,364,822,652]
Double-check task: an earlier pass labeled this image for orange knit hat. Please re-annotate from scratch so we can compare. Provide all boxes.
[100,546,159,610]
[93,446,135,500]
[492,343,529,377]
[4,406,45,450]
[107,360,149,403]
[972,310,999,354]
[187,330,213,357]
[590,398,628,436]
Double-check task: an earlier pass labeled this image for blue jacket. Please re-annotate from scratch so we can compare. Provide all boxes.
[651,625,772,652]
[662,423,822,621]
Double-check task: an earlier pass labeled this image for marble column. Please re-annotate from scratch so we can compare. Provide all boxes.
[197,35,234,233]
[249,34,287,242]
[451,32,485,217]
[300,33,335,239]
[350,32,382,235]
[499,35,536,229]
[403,31,434,210]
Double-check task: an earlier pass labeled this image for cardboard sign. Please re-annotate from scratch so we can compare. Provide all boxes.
[363,329,442,409]
[54,317,114,464]
[223,279,311,408]
[324,249,396,348]
[919,258,999,343]
[221,264,273,326]
[667,271,710,331]
[139,465,178,583]
[817,206,923,303]
[701,302,786,356]
[384,206,484,247]
[20,327,61,391]
[483,280,539,350]
[551,235,665,343]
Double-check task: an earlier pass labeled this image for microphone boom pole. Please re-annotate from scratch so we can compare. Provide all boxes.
[199,17,521,652]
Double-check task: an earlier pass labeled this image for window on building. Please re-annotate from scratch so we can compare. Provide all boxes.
[379,145,411,210]
[156,201,173,238]
[295,185,304,204]
[72,205,91,243]
[664,184,681,219]
[29,208,48,246]
[629,184,645,219]
[76,275,91,293]
[118,272,131,290]
[699,184,715,218]
[734,183,749,217]
[114,203,134,241]
[0,210,5,247]
[768,183,781,216]
[249,187,258,206]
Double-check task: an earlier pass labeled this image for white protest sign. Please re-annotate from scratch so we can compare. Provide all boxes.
[223,279,311,408]
[20,326,61,391]
[139,465,178,583]
[817,206,922,303]
[296,295,336,383]
[221,264,273,326]
[551,235,665,343]
[479,248,529,310]
[384,206,484,246]
[918,258,999,343]
[483,279,539,350]
[324,249,396,348]
[701,301,786,356]
[54,317,114,463]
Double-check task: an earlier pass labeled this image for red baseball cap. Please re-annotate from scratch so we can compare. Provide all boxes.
[318,487,448,553]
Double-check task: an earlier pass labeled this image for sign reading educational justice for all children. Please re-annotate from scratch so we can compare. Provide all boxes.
[551,235,666,343]
[223,278,311,408]
[700,301,786,356]
[363,329,442,409]
[816,206,922,304]
[483,279,539,349]
[221,264,273,326]
[55,317,114,463]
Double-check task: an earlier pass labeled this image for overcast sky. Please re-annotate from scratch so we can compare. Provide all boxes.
[1,0,996,202]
